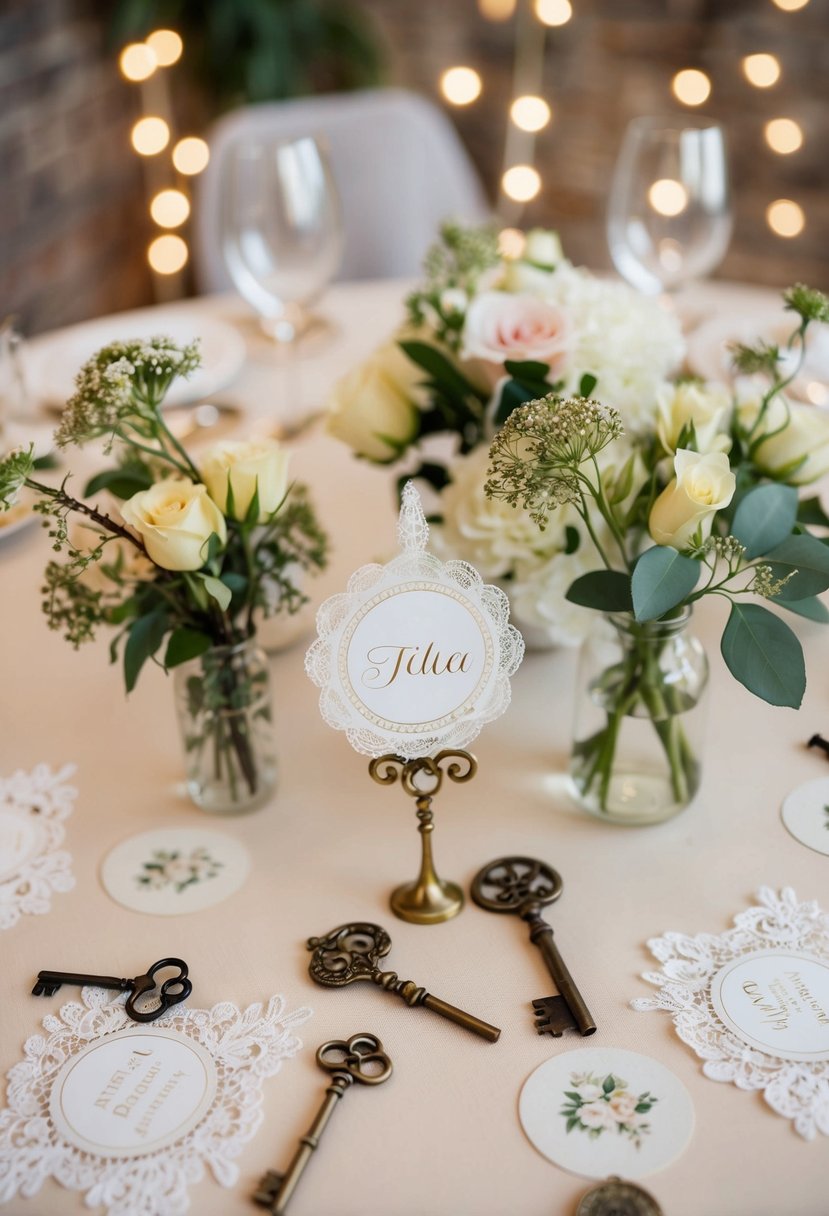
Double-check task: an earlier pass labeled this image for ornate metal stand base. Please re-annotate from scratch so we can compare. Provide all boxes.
[369,750,477,925]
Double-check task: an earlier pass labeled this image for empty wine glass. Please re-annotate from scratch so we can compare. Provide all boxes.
[607,117,732,296]
[220,133,344,344]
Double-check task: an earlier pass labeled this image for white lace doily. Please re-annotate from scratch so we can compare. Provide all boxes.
[0,988,312,1214]
[0,763,76,931]
[631,887,829,1140]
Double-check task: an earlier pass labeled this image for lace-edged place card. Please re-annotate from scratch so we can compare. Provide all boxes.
[0,763,76,931]
[632,886,829,1140]
[0,987,312,1214]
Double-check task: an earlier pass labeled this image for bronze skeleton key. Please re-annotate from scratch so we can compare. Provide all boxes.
[32,959,191,1023]
[253,1033,392,1214]
[471,857,596,1037]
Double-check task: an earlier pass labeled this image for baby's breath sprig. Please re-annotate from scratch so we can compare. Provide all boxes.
[406,221,500,348]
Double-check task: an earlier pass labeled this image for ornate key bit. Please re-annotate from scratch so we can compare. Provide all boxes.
[252,1170,284,1208]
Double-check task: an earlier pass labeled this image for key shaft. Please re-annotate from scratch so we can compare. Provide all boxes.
[524,908,596,1036]
[254,1074,350,1214]
[33,970,128,997]
[371,967,501,1042]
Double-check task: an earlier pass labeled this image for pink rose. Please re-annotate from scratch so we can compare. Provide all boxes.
[461,291,569,372]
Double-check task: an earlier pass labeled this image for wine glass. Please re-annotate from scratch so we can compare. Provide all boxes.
[607,117,732,297]
[219,133,344,344]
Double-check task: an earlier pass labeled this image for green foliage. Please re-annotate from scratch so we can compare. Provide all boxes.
[164,627,213,668]
[783,284,829,326]
[0,445,34,509]
[631,547,701,622]
[720,601,805,708]
[765,534,829,599]
[124,609,168,693]
[565,570,632,613]
[731,483,798,559]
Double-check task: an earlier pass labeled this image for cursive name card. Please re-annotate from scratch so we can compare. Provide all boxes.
[710,949,829,1061]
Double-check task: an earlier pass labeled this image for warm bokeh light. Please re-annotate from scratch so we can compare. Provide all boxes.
[510,95,552,132]
[148,234,189,274]
[742,53,781,87]
[535,0,572,25]
[146,29,183,67]
[498,228,527,258]
[805,381,829,406]
[150,189,190,229]
[502,165,541,202]
[771,0,809,10]
[766,199,805,238]
[648,178,689,217]
[764,117,803,153]
[478,0,517,18]
[119,43,157,82]
[440,66,482,106]
[172,136,210,175]
[671,68,711,106]
[131,117,170,156]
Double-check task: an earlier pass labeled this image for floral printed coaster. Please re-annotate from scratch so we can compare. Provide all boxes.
[100,827,250,916]
[0,987,311,1215]
[0,763,76,931]
[519,1047,694,1180]
[781,778,829,857]
[632,887,829,1140]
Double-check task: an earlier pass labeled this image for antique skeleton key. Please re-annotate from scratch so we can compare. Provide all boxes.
[31,958,192,1023]
[253,1033,392,1214]
[471,857,596,1037]
[307,922,501,1042]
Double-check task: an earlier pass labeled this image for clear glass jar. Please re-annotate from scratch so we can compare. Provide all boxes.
[569,608,708,826]
[174,639,277,814]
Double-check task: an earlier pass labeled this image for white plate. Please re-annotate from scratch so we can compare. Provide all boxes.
[26,310,247,408]
[687,306,829,404]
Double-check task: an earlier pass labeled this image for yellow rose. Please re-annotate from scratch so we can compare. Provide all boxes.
[121,478,226,571]
[738,385,829,485]
[327,339,420,463]
[656,380,731,454]
[200,438,289,522]
[649,449,736,550]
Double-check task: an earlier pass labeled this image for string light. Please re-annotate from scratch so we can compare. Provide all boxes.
[148,234,189,274]
[172,137,210,175]
[440,66,482,106]
[535,0,572,26]
[119,43,157,82]
[766,199,805,237]
[764,117,803,153]
[510,95,551,132]
[671,69,711,106]
[150,189,190,228]
[131,117,170,156]
[742,53,781,87]
[648,179,689,217]
[478,0,516,17]
[146,29,183,67]
[502,165,541,202]
[771,0,809,9]
[498,228,526,258]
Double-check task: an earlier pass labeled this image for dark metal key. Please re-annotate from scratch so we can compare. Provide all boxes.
[471,856,596,1037]
[253,1033,392,1214]
[32,958,192,1023]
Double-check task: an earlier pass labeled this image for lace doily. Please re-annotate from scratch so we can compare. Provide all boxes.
[0,763,76,931]
[305,482,524,758]
[0,987,311,1214]
[631,887,829,1140]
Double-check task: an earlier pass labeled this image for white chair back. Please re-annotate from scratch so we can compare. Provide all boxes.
[194,88,490,291]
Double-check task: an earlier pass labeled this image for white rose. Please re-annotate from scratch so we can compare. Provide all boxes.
[579,1103,617,1131]
[200,438,289,522]
[120,477,226,571]
[737,382,829,485]
[327,339,420,463]
[649,449,736,550]
[656,380,732,454]
[523,228,563,268]
[461,291,570,369]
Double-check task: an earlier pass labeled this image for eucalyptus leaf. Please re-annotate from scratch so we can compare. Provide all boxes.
[84,467,153,500]
[124,609,167,693]
[776,595,829,623]
[797,496,829,530]
[565,570,632,612]
[720,601,805,708]
[631,547,700,621]
[399,340,485,402]
[766,533,829,599]
[731,483,798,559]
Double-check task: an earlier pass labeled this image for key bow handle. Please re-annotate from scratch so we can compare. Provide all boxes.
[125,958,192,1023]
[316,1033,393,1086]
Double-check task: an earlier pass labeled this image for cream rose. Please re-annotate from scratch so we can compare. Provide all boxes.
[737,383,829,485]
[656,380,731,454]
[200,438,289,522]
[649,449,736,550]
[523,228,563,268]
[121,477,226,571]
[460,291,569,368]
[327,339,420,462]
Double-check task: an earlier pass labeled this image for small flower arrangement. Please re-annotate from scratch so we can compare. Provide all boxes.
[136,846,222,893]
[560,1071,658,1149]
[0,338,328,807]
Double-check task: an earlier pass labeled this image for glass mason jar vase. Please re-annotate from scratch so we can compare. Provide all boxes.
[569,609,708,826]
[174,639,277,814]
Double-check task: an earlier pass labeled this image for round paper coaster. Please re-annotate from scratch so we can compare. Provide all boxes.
[781,777,829,856]
[101,827,250,915]
[519,1047,694,1181]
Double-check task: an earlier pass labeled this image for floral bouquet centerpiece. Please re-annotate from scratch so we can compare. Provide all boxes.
[327,222,685,644]
[485,285,829,825]
[0,339,327,814]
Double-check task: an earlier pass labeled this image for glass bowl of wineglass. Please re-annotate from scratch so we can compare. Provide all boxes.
[607,116,732,298]
[220,133,344,345]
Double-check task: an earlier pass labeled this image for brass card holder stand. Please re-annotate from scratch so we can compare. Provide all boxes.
[368,749,477,925]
